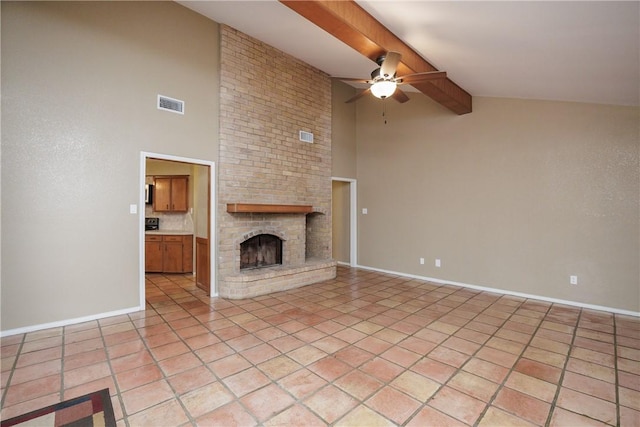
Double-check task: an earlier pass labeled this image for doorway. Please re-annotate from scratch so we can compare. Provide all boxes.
[139,152,216,308]
[331,177,357,266]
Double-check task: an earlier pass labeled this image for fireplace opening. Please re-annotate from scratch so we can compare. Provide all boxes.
[240,234,283,270]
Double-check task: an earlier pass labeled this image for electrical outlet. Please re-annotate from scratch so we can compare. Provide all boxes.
[435,259,441,267]
[420,258,425,265]
[570,275,578,285]
[362,208,368,215]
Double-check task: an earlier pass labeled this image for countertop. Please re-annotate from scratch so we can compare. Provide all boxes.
[145,230,193,235]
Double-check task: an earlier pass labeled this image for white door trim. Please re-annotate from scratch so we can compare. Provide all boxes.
[140,152,217,310]
[331,177,357,267]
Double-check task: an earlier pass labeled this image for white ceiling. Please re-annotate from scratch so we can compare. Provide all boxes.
[178,1,639,107]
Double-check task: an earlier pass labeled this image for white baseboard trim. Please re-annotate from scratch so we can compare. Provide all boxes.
[354,264,640,318]
[4,265,637,337]
[336,261,351,267]
[1,305,144,338]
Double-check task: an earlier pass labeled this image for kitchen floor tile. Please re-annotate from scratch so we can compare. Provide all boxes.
[406,406,467,427]
[390,370,440,401]
[277,368,328,400]
[334,369,384,401]
[428,385,486,425]
[222,367,270,397]
[195,401,257,427]
[556,387,617,425]
[365,386,421,425]
[493,386,551,425]
[478,406,537,427]
[240,383,295,422]
[304,384,358,423]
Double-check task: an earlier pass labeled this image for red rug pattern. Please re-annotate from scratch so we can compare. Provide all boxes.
[1,388,115,427]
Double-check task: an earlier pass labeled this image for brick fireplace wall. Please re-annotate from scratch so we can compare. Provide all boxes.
[217,25,336,298]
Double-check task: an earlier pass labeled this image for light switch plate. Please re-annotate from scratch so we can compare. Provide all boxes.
[130,204,137,214]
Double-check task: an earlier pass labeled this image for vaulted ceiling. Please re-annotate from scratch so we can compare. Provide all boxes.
[178,1,639,114]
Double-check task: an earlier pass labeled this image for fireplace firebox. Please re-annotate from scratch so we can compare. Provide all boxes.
[240,234,282,270]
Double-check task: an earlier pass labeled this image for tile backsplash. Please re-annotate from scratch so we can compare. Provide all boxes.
[144,206,194,232]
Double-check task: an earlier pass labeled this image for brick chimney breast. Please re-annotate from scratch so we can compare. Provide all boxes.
[217,26,336,298]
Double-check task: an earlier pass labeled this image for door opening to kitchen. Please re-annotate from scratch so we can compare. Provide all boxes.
[140,152,215,306]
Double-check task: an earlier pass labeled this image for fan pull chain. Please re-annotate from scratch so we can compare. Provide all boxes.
[382,101,387,124]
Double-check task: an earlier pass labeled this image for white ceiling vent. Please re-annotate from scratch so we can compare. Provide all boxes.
[299,130,314,143]
[157,94,184,115]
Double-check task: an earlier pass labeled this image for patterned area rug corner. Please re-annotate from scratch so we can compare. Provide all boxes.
[1,388,115,427]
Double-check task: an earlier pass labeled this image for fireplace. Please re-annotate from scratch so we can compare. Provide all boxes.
[217,207,337,299]
[240,234,282,270]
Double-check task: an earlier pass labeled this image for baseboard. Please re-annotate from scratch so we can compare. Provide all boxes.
[4,265,636,337]
[354,263,640,317]
[1,305,144,338]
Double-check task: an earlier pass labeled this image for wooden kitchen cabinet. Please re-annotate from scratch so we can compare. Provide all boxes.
[145,234,193,273]
[145,235,163,272]
[163,236,185,273]
[153,176,188,212]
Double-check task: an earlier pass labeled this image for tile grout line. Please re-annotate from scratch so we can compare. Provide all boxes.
[94,317,128,427]
[0,333,26,412]
[260,273,445,426]
[470,298,554,427]
[542,306,582,426]
[147,274,227,426]
[149,273,262,426]
[398,287,498,426]
[335,281,511,426]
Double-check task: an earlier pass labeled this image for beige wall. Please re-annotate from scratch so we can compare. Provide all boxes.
[331,81,357,266]
[331,81,358,179]
[354,95,639,312]
[193,165,210,239]
[1,2,219,331]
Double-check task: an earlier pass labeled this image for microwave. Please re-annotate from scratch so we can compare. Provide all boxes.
[145,184,153,204]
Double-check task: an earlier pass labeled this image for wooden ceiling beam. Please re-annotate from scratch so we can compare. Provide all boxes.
[279,0,472,114]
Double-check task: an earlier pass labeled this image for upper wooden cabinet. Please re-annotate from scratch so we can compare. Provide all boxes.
[153,176,188,212]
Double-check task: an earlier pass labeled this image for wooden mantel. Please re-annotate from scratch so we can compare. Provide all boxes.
[226,203,313,214]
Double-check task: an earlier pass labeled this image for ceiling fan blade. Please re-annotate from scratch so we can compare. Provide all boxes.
[391,88,410,103]
[379,51,401,78]
[334,77,372,84]
[345,88,371,103]
[397,71,447,84]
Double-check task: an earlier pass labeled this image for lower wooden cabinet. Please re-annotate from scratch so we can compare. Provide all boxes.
[145,236,163,272]
[145,234,193,273]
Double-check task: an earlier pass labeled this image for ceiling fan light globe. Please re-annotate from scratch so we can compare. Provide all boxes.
[371,80,397,99]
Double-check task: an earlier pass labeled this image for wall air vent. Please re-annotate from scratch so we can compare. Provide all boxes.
[157,94,184,115]
[299,130,314,143]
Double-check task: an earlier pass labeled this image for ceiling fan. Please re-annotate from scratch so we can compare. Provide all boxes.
[336,51,447,103]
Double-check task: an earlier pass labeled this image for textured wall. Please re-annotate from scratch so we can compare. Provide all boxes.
[1,2,219,331]
[354,95,639,312]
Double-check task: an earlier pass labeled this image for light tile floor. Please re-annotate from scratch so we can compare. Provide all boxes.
[1,266,639,426]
